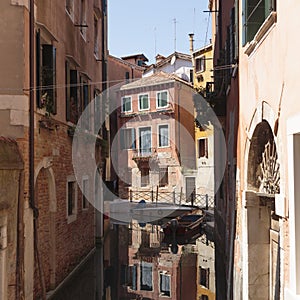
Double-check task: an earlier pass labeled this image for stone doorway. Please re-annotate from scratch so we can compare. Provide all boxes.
[246,121,280,300]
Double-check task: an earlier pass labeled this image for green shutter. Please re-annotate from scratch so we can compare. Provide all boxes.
[242,0,247,46]
[36,30,41,107]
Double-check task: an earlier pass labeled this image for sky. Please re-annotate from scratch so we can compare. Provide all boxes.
[108,1,212,64]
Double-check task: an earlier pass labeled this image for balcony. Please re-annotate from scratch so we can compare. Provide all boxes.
[132,148,158,162]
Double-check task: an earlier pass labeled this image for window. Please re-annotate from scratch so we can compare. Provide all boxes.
[121,96,132,112]
[94,16,99,57]
[139,127,152,155]
[158,124,169,148]
[199,267,210,288]
[242,0,276,45]
[138,94,149,111]
[140,262,153,291]
[201,296,209,300]
[94,89,102,135]
[141,167,149,187]
[36,31,57,114]
[198,138,208,158]
[66,177,77,223]
[128,265,137,290]
[65,61,78,123]
[159,168,168,187]
[82,177,89,210]
[157,91,168,108]
[120,128,136,150]
[125,71,130,83]
[160,273,171,297]
[80,0,87,38]
[80,76,90,129]
[66,0,74,18]
[196,56,206,72]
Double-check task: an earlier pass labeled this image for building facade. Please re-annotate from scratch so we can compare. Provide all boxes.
[210,0,300,299]
[0,0,108,299]
[115,72,196,202]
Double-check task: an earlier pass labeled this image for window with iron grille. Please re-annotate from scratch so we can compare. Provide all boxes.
[242,0,276,45]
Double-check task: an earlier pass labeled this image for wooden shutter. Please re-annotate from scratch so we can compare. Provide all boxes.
[42,44,56,114]
[36,30,41,107]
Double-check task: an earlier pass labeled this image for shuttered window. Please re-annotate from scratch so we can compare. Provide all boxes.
[242,0,276,45]
[36,31,57,115]
[120,128,136,150]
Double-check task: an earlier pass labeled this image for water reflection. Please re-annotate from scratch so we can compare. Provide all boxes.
[50,210,215,300]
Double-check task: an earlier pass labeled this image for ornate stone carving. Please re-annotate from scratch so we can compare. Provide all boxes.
[258,141,280,194]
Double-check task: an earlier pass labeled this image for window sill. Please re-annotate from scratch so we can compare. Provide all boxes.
[67,214,77,224]
[244,11,277,56]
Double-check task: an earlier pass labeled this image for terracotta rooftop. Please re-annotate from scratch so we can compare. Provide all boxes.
[120,71,193,90]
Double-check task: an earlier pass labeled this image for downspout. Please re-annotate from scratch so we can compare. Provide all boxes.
[30,2,46,299]
[29,0,35,213]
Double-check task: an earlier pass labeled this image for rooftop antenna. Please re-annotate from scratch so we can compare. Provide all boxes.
[173,18,177,52]
[193,8,196,33]
[154,26,157,63]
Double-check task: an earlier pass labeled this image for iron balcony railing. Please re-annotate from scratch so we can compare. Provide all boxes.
[128,189,214,209]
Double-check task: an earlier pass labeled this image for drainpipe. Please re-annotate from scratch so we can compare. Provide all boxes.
[30,2,46,299]
[29,0,35,213]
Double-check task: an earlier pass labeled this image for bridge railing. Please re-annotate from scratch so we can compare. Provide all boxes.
[128,190,214,209]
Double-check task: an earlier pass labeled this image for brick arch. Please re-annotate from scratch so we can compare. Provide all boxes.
[34,157,57,294]
[244,101,277,190]
[242,103,281,299]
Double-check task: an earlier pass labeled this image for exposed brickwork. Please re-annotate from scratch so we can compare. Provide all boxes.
[18,122,96,297]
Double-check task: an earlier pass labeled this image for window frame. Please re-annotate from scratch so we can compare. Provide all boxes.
[80,0,87,40]
[140,167,150,187]
[195,55,206,73]
[138,93,150,111]
[159,272,171,297]
[138,126,152,155]
[158,124,170,148]
[36,31,57,115]
[242,0,276,46]
[93,15,99,58]
[159,167,169,187]
[140,262,153,291]
[66,0,74,21]
[121,96,132,113]
[66,176,78,224]
[198,138,209,159]
[120,128,136,150]
[156,90,169,109]
[65,60,79,124]
[82,176,89,210]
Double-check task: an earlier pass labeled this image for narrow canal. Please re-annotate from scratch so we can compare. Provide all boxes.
[49,209,215,300]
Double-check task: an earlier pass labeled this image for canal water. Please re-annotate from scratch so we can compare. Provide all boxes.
[49,213,215,300]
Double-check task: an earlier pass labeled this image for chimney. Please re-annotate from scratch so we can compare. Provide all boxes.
[189,33,194,53]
